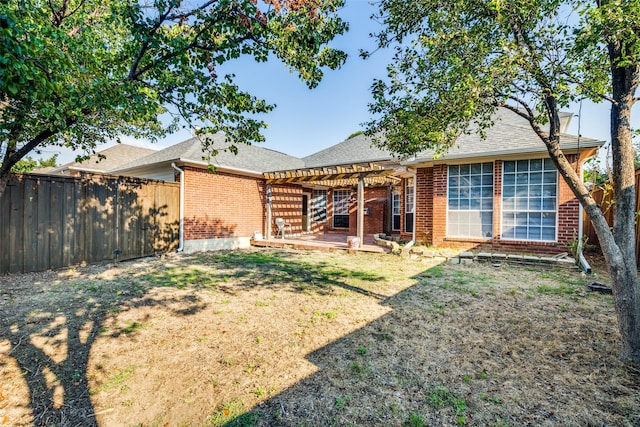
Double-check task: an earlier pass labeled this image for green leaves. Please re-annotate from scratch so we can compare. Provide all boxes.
[365,0,619,157]
[0,0,347,181]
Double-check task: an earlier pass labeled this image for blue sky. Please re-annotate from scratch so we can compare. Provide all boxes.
[50,0,623,164]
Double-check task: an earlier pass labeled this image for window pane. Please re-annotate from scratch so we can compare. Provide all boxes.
[530,197,542,210]
[516,172,529,185]
[544,171,557,184]
[530,172,543,185]
[503,174,515,186]
[517,160,529,171]
[504,161,515,173]
[471,163,482,174]
[516,197,528,210]
[528,228,542,240]
[544,158,555,170]
[542,227,556,240]
[503,185,515,198]
[530,184,542,197]
[530,159,542,170]
[515,226,528,239]
[542,212,556,226]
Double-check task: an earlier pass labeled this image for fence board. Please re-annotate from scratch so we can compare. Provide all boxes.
[0,173,179,274]
[584,169,640,266]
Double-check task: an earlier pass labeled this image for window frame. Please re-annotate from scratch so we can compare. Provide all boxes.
[311,189,327,223]
[392,189,401,231]
[405,178,414,233]
[446,162,494,239]
[332,189,351,229]
[500,158,558,242]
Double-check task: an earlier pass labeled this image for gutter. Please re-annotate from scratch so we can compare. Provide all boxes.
[171,163,185,252]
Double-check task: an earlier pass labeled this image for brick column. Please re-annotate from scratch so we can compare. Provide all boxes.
[432,164,447,246]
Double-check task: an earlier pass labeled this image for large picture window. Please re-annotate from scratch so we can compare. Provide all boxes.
[312,189,327,222]
[502,159,557,241]
[447,163,494,238]
[332,189,350,228]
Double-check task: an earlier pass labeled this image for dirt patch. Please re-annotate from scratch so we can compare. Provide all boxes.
[0,249,638,426]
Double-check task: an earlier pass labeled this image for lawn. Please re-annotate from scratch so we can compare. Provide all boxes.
[0,249,638,426]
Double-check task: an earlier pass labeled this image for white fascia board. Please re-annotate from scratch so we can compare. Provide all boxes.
[178,159,264,178]
[401,140,605,168]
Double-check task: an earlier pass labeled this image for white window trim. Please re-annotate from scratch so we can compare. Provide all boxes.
[392,190,401,231]
[446,162,494,239]
[311,189,327,223]
[332,189,350,229]
[500,159,559,243]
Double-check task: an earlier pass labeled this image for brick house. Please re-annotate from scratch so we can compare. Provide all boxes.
[112,108,604,254]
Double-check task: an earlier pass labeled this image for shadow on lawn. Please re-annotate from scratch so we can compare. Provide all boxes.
[218,259,639,427]
[0,270,207,426]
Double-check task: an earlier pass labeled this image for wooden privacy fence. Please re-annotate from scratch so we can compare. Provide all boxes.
[583,168,640,266]
[0,173,179,274]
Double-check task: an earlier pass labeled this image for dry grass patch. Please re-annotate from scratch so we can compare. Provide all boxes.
[0,249,638,426]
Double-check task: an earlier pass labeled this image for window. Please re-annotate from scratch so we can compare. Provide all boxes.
[405,178,414,233]
[392,190,401,230]
[332,189,350,228]
[501,159,557,241]
[312,189,327,222]
[447,163,494,238]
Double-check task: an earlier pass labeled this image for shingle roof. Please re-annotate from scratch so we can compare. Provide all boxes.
[406,108,602,164]
[302,133,397,168]
[303,108,603,168]
[49,144,157,173]
[111,108,604,175]
[111,133,305,174]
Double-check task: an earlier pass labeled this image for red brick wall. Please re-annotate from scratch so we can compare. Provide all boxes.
[431,164,448,246]
[270,184,303,235]
[415,155,581,255]
[363,187,387,234]
[182,167,265,240]
[324,187,388,235]
[415,168,433,243]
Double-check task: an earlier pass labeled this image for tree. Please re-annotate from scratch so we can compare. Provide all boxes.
[366,0,640,362]
[9,153,59,173]
[0,0,347,194]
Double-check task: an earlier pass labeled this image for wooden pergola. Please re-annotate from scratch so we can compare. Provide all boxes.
[263,162,403,244]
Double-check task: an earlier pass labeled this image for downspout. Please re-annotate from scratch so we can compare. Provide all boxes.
[577,157,592,274]
[404,168,418,251]
[171,163,185,252]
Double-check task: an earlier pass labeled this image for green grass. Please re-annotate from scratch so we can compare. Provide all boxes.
[206,399,256,427]
[404,412,426,427]
[536,284,577,295]
[91,365,137,395]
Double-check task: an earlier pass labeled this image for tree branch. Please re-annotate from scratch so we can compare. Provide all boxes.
[128,4,178,80]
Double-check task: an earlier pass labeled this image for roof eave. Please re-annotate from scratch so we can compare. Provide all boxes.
[401,140,605,167]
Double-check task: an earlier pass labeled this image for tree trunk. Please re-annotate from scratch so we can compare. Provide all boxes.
[0,172,10,198]
[606,48,640,362]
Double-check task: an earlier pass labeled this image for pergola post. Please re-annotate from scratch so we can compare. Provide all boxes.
[266,185,272,239]
[357,177,364,245]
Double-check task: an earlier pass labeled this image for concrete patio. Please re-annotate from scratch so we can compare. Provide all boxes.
[250,233,388,253]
